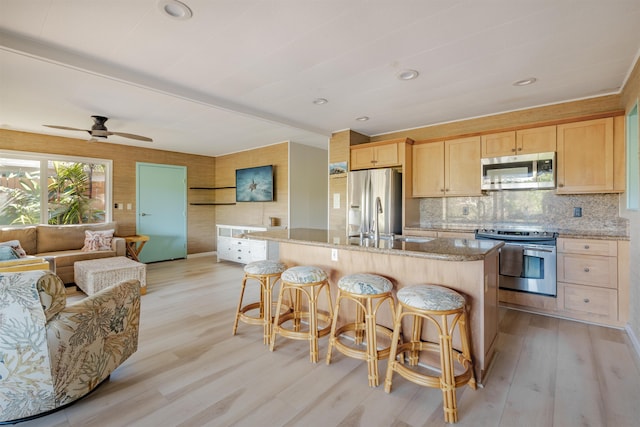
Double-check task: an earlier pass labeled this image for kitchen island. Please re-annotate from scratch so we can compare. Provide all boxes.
[249,228,503,384]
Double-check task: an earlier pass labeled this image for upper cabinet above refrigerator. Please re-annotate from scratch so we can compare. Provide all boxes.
[350,138,413,170]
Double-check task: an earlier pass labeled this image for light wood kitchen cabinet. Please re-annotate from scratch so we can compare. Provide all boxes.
[412,136,481,197]
[556,117,620,193]
[481,126,556,157]
[350,141,400,170]
[556,237,621,325]
[412,140,444,197]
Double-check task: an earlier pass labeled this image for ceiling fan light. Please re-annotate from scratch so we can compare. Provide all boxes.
[158,0,193,20]
[313,98,328,105]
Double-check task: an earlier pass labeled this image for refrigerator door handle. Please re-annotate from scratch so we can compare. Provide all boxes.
[364,172,372,235]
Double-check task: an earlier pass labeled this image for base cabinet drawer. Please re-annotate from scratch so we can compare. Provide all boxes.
[557,282,617,321]
[557,238,617,256]
[557,253,617,288]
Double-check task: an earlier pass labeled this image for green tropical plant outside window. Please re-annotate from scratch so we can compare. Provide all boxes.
[0,154,110,225]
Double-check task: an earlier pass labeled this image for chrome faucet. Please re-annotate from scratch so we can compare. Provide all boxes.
[374,196,383,242]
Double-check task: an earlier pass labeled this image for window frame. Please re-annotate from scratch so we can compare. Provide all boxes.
[0,149,113,225]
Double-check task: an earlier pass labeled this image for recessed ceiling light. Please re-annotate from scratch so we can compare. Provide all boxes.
[513,77,537,86]
[313,98,328,105]
[355,116,369,122]
[158,0,193,20]
[397,69,419,81]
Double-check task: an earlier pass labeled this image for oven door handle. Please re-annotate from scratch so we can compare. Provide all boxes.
[522,247,554,256]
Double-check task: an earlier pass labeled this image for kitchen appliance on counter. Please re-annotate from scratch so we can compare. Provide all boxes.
[475,228,558,296]
[481,151,555,190]
[347,168,402,239]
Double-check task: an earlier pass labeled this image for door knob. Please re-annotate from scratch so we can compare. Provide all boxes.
[140,212,151,216]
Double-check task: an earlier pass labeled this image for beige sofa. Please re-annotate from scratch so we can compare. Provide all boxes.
[0,222,125,284]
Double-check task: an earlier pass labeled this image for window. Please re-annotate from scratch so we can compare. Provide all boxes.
[627,102,639,210]
[0,151,112,225]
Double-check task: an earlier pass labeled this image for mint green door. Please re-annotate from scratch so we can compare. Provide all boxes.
[136,163,187,263]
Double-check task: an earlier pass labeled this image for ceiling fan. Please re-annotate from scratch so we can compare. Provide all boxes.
[43,115,153,142]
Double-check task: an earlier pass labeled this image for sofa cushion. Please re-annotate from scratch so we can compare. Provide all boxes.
[37,249,117,268]
[0,239,27,258]
[81,229,114,252]
[0,226,37,255]
[0,245,20,260]
[37,222,118,253]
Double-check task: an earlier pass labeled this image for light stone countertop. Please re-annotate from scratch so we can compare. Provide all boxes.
[248,228,503,262]
[403,224,629,241]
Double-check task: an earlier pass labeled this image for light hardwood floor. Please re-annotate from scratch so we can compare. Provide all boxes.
[18,255,640,427]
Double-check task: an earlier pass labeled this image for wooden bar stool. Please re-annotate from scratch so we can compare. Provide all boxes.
[326,273,398,387]
[384,284,476,424]
[232,260,287,345]
[270,265,333,363]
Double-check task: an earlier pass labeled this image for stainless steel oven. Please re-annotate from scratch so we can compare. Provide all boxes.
[475,229,557,296]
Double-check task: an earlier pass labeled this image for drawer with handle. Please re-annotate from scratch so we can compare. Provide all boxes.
[557,253,617,288]
[557,238,617,256]
[558,282,617,319]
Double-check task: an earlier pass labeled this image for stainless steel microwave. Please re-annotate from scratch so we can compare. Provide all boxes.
[481,152,555,190]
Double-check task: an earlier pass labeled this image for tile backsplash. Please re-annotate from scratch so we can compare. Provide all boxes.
[419,190,628,237]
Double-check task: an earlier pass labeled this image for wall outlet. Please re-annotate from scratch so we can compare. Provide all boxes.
[331,248,338,261]
[462,206,469,216]
[573,207,582,217]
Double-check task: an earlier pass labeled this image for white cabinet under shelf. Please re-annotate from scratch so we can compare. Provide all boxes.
[216,224,278,264]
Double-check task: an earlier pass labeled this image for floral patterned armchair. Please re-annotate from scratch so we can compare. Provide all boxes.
[0,270,140,423]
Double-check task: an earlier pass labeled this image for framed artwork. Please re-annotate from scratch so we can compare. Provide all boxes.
[235,165,274,202]
[329,161,347,176]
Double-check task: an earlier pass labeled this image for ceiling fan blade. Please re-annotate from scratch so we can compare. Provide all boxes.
[110,131,153,142]
[43,125,89,132]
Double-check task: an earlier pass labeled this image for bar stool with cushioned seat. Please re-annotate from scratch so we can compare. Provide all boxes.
[326,273,398,387]
[384,284,476,424]
[270,265,333,363]
[232,259,287,345]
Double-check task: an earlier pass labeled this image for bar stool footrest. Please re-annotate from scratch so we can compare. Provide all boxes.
[332,323,395,361]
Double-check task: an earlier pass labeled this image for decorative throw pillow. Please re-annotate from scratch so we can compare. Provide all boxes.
[0,245,20,260]
[0,239,28,257]
[81,229,115,252]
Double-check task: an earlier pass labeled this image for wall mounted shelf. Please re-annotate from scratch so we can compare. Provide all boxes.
[189,202,236,206]
[189,186,236,190]
[189,186,236,205]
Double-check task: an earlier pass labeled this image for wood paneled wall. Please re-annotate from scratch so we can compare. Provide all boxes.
[214,142,289,234]
[0,129,215,254]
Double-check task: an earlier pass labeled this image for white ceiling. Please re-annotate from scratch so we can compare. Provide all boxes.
[1,0,640,157]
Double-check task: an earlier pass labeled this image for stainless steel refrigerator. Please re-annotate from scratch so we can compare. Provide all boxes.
[347,168,402,238]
